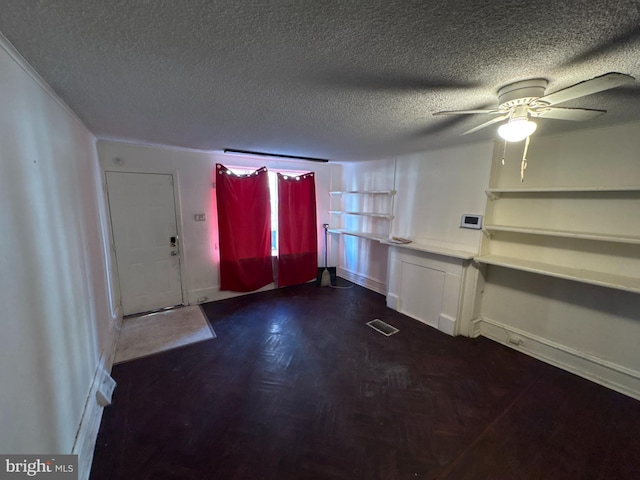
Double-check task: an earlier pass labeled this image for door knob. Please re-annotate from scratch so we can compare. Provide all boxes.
[170,250,178,256]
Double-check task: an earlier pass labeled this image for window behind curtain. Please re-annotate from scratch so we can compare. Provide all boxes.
[227,167,307,255]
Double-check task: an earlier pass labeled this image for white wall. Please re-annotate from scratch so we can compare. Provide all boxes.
[336,143,493,292]
[0,36,115,458]
[480,268,640,395]
[478,123,640,399]
[393,141,493,252]
[97,141,337,303]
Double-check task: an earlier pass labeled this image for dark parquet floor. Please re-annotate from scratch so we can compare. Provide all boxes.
[90,281,640,480]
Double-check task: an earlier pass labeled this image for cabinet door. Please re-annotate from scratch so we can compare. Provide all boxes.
[399,262,445,328]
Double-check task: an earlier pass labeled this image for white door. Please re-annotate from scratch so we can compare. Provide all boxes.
[106,172,183,315]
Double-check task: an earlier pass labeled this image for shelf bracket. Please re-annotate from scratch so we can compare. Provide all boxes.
[485,191,499,201]
[482,229,492,239]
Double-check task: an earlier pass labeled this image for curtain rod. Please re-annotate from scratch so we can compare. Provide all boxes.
[223,149,329,163]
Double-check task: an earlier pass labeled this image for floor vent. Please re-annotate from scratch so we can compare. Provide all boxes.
[366,319,399,336]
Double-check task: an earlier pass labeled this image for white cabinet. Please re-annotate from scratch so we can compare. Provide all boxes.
[398,262,445,329]
[386,243,478,336]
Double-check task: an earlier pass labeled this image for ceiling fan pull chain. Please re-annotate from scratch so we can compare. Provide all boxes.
[501,140,507,165]
[520,136,531,182]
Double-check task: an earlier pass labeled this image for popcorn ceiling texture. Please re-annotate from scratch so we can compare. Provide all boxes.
[1,0,640,160]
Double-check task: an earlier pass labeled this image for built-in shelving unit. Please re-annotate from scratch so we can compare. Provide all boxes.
[482,225,640,245]
[486,185,640,199]
[326,228,388,242]
[479,182,640,293]
[330,190,396,195]
[329,210,394,219]
[328,190,396,241]
[475,254,640,294]
[380,239,476,260]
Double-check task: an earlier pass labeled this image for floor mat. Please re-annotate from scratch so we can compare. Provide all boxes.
[114,305,216,364]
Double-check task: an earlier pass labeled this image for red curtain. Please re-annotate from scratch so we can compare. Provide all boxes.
[277,172,318,287]
[215,164,273,292]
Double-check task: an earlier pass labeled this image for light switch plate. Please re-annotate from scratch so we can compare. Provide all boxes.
[194,213,206,221]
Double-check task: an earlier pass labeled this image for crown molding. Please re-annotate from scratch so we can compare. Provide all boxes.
[0,31,95,140]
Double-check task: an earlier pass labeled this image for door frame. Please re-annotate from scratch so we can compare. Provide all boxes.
[104,169,187,315]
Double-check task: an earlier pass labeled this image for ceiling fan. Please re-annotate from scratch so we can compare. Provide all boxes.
[434,72,636,142]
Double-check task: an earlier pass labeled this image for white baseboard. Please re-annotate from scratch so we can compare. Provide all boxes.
[72,313,122,480]
[470,317,482,338]
[188,283,279,304]
[189,276,335,305]
[337,267,387,295]
[386,293,400,310]
[477,316,640,401]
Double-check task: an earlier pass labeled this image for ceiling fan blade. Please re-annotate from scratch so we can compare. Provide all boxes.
[537,72,635,106]
[433,109,501,116]
[534,107,606,121]
[462,115,508,135]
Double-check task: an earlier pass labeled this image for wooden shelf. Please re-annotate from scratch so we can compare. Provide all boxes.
[329,190,396,195]
[327,228,388,242]
[475,254,640,294]
[380,240,476,260]
[486,186,640,199]
[483,225,640,245]
[328,231,477,259]
[329,210,394,219]
[330,189,395,240]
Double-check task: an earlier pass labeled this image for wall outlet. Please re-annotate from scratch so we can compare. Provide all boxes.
[96,370,117,407]
[507,335,524,346]
[194,213,206,221]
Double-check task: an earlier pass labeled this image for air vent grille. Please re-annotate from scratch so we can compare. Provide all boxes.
[366,319,399,336]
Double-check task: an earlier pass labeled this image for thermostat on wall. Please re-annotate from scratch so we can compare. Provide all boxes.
[460,214,483,229]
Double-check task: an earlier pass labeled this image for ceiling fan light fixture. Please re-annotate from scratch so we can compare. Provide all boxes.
[498,118,537,142]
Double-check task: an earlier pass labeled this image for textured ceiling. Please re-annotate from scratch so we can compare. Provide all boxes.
[1,0,640,161]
